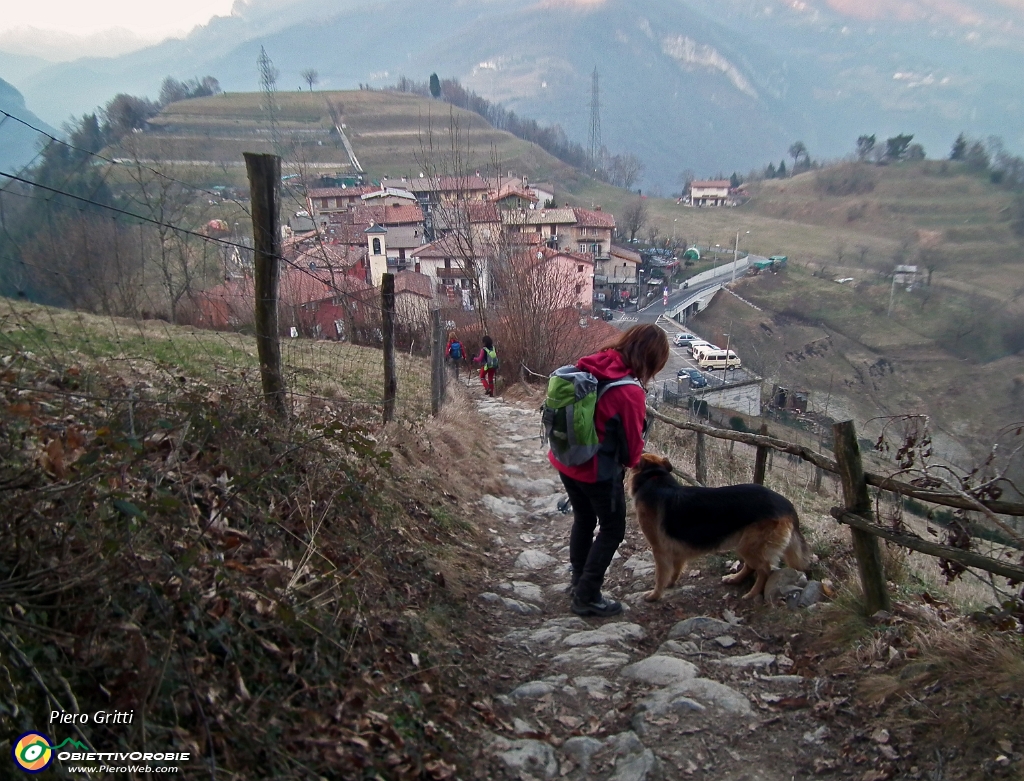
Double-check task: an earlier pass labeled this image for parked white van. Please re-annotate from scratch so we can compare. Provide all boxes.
[697,349,741,370]
[689,342,717,360]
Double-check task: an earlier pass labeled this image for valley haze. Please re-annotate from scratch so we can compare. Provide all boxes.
[2,0,1023,189]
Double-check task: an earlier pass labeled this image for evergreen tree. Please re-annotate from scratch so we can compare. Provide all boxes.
[885,133,914,162]
[429,73,441,98]
[950,133,968,161]
[777,160,787,177]
[764,162,776,179]
[729,172,741,188]
[856,134,876,161]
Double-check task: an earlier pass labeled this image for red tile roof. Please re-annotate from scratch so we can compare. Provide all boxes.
[394,271,434,298]
[571,207,616,228]
[610,245,642,263]
[465,201,500,223]
[409,241,450,259]
[350,203,424,227]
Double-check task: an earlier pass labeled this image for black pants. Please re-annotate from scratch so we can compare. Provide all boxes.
[559,472,626,603]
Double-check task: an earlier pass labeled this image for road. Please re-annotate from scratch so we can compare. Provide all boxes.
[613,264,743,326]
[608,265,754,390]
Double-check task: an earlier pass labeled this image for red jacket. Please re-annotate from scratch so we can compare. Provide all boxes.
[548,349,647,483]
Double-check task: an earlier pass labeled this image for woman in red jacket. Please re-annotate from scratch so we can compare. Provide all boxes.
[550,323,669,617]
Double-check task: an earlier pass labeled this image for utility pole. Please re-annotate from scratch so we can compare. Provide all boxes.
[588,67,602,173]
[733,230,740,283]
[887,271,897,317]
[732,230,749,283]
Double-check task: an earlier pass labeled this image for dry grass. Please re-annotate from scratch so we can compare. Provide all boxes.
[815,596,1024,774]
[0,299,433,418]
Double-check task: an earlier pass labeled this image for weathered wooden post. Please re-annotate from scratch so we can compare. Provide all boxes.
[695,431,707,486]
[381,273,396,424]
[753,422,769,485]
[244,152,286,417]
[430,308,444,416]
[833,420,891,615]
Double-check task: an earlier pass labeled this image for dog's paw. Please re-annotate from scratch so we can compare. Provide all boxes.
[721,573,744,585]
[643,590,661,602]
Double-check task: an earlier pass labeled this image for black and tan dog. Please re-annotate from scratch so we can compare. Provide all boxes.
[629,453,811,601]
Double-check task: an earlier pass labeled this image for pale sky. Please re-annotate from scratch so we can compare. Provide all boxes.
[0,0,237,37]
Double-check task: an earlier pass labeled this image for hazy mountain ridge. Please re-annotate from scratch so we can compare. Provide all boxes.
[3,0,1022,189]
[0,77,55,172]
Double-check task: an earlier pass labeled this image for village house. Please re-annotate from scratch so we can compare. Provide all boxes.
[689,179,731,207]
[569,207,615,259]
[393,270,435,330]
[530,246,595,310]
[488,180,539,211]
[505,207,577,250]
[349,202,426,268]
[299,276,378,343]
[594,244,640,307]
[306,184,380,224]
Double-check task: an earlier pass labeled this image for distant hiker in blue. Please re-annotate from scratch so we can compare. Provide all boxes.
[446,333,464,380]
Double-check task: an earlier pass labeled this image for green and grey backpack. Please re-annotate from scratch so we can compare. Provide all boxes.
[542,365,642,467]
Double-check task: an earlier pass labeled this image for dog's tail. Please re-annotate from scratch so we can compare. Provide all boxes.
[783,520,813,572]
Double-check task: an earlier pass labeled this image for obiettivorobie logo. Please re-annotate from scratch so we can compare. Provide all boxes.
[12,729,192,774]
[12,732,87,773]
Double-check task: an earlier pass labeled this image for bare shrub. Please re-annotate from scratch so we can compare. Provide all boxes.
[814,163,878,196]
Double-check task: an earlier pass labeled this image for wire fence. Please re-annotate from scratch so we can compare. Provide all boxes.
[0,116,436,424]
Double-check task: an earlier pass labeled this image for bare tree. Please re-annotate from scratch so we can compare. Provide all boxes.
[608,153,645,189]
[620,195,648,242]
[416,108,494,332]
[490,249,596,376]
[789,141,808,170]
[119,137,216,322]
[301,68,319,92]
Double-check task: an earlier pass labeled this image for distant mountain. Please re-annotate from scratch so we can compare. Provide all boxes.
[0,27,161,62]
[0,77,55,173]
[12,0,1024,190]
[0,49,52,88]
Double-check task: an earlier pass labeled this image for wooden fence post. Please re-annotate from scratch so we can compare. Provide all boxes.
[695,431,707,486]
[753,422,769,485]
[833,420,891,615]
[381,273,396,424]
[244,152,286,417]
[430,308,444,416]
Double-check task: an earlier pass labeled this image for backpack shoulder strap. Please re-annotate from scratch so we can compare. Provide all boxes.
[596,376,643,399]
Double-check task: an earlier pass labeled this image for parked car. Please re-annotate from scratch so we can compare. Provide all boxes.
[688,340,715,357]
[673,332,698,347]
[599,309,614,321]
[677,368,708,388]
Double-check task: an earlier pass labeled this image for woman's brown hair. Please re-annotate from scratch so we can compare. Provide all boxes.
[601,323,669,385]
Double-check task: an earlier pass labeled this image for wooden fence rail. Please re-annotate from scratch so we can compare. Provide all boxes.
[831,509,1024,583]
[647,407,1024,517]
[648,406,1024,613]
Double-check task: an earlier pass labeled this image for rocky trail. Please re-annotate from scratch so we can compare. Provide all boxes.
[457,389,921,781]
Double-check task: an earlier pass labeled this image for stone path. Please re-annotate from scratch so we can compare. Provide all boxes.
[467,392,848,781]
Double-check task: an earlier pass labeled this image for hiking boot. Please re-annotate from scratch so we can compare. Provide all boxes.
[571,595,622,618]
